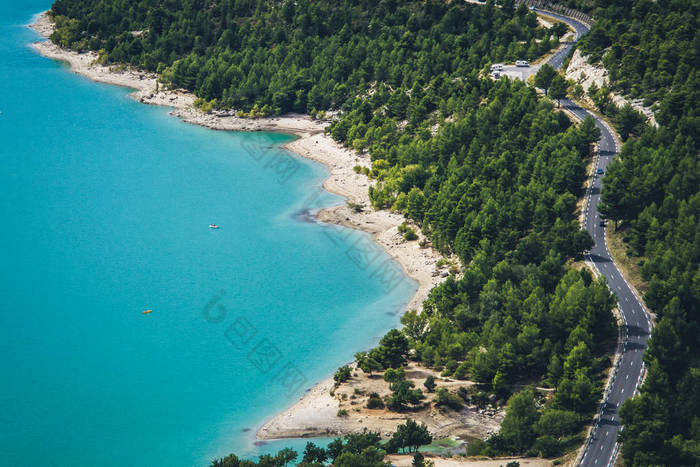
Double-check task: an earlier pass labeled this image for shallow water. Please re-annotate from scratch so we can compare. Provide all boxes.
[0,3,416,465]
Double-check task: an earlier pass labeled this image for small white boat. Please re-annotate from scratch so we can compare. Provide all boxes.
[209,224,220,229]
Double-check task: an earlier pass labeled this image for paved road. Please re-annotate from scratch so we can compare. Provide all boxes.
[537,10,653,466]
[496,10,587,81]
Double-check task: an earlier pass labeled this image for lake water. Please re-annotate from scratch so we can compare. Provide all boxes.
[0,3,416,465]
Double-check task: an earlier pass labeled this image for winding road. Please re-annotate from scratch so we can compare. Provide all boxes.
[536,10,653,466]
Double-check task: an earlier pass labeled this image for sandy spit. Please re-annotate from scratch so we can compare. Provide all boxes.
[257,363,503,442]
[30,11,451,439]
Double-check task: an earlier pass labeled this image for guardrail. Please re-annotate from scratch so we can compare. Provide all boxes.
[516,0,595,27]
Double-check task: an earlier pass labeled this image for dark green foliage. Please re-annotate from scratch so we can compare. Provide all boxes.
[210,448,296,467]
[327,432,384,462]
[373,329,410,369]
[338,67,615,457]
[334,447,389,467]
[386,419,433,454]
[532,434,562,458]
[366,392,385,409]
[383,367,406,383]
[534,408,580,438]
[210,454,242,467]
[534,64,557,95]
[578,0,697,108]
[495,388,539,454]
[355,351,383,376]
[48,0,637,460]
[548,74,568,106]
[434,388,463,410]
[412,451,427,467]
[401,310,429,341]
[301,442,327,465]
[50,0,557,115]
[399,222,419,241]
[584,1,700,464]
[334,365,352,383]
[423,375,436,393]
[387,380,425,412]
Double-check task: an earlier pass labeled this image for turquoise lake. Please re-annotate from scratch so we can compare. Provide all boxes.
[0,3,416,465]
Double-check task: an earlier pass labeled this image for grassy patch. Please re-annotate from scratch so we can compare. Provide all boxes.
[419,437,466,456]
[605,223,648,297]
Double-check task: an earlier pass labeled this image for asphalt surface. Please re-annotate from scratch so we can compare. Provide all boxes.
[537,10,653,466]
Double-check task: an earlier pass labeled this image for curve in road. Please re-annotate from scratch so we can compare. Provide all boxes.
[535,10,653,467]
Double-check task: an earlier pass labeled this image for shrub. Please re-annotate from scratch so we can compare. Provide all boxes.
[337,409,349,417]
[398,222,419,240]
[347,201,364,212]
[436,258,451,268]
[457,387,470,402]
[434,388,463,410]
[533,434,561,457]
[404,228,418,241]
[452,362,470,380]
[334,365,352,383]
[383,367,406,383]
[423,375,436,392]
[466,439,487,456]
[367,393,385,409]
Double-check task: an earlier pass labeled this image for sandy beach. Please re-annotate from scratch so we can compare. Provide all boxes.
[30,11,451,440]
[257,363,503,441]
[30,12,446,313]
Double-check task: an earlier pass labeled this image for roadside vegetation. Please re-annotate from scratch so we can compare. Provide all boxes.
[45,0,670,463]
[604,224,648,298]
[577,0,699,464]
[49,0,562,116]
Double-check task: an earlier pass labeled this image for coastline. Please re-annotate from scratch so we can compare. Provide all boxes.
[257,363,503,442]
[29,11,449,440]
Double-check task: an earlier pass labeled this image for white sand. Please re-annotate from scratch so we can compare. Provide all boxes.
[30,11,452,440]
[30,11,446,313]
[257,363,503,441]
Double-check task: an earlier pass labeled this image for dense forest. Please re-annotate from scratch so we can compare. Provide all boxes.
[46,0,699,464]
[48,0,613,460]
[49,0,563,115]
[579,0,700,465]
[338,76,616,457]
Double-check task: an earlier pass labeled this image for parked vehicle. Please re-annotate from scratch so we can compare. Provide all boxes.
[516,60,529,67]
